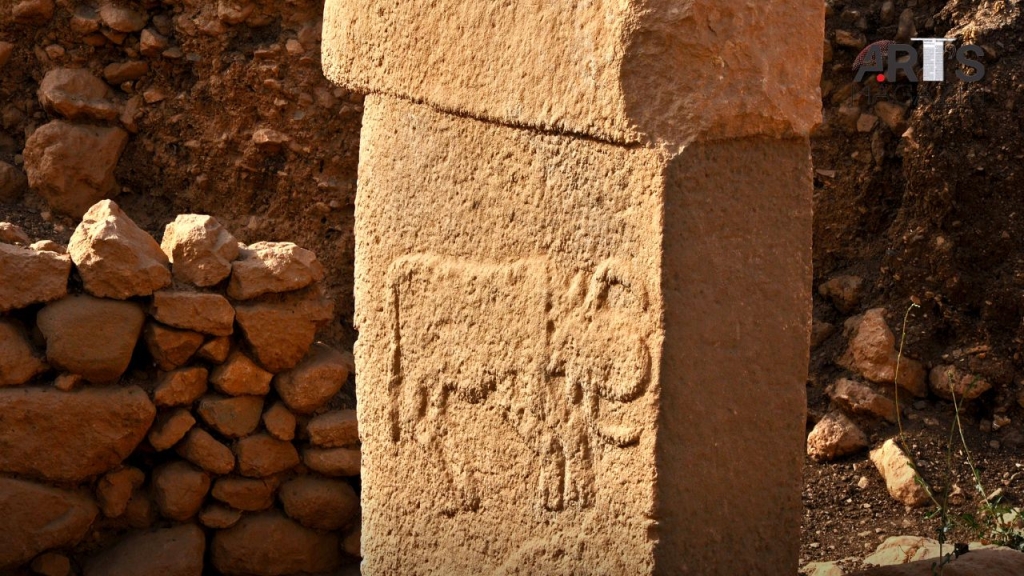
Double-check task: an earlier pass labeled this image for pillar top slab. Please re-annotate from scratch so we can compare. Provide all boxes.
[322,0,823,146]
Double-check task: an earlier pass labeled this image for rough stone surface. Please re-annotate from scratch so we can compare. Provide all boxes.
[829,378,898,423]
[151,290,235,336]
[98,1,147,32]
[97,466,145,518]
[84,524,206,576]
[279,476,359,530]
[153,366,208,407]
[302,447,360,477]
[198,395,264,438]
[38,67,120,122]
[210,350,272,396]
[0,221,30,245]
[197,336,231,363]
[23,122,129,218]
[235,433,300,477]
[0,386,154,482]
[199,504,242,529]
[37,295,144,382]
[12,0,55,25]
[161,214,240,287]
[839,308,927,397]
[350,95,813,573]
[322,0,823,146]
[855,545,1024,575]
[869,439,931,507]
[262,401,296,441]
[176,427,235,475]
[307,409,359,447]
[928,364,992,401]
[0,478,98,569]
[0,242,70,312]
[0,161,28,202]
[152,461,210,521]
[818,274,864,313]
[228,241,325,300]
[144,322,205,371]
[807,411,869,462]
[148,408,196,451]
[0,318,47,386]
[235,292,334,372]
[103,60,149,84]
[68,200,171,298]
[273,343,350,413]
[211,512,341,576]
[212,476,278,511]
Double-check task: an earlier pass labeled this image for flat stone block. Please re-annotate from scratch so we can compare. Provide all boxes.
[353,96,812,574]
[323,0,823,146]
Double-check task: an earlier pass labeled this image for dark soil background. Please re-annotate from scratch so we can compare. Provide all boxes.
[4,0,1024,569]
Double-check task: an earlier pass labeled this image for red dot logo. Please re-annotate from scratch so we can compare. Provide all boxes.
[876,73,887,83]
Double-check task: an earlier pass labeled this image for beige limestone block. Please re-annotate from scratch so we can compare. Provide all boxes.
[323,0,823,146]
[352,96,812,575]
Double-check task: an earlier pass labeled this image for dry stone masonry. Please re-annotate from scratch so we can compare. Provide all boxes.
[323,0,824,574]
[0,202,360,574]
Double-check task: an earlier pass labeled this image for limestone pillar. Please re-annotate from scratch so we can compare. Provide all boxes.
[322,2,823,574]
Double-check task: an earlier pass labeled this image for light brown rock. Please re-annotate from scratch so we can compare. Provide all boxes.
[31,552,72,576]
[212,476,278,511]
[38,68,120,122]
[0,386,154,482]
[31,240,66,254]
[53,373,82,391]
[148,408,196,451]
[68,200,171,298]
[870,438,931,507]
[818,274,864,313]
[84,524,205,576]
[0,161,28,202]
[0,242,70,312]
[153,366,208,407]
[97,466,145,518]
[322,0,823,146]
[0,478,97,569]
[23,122,129,218]
[12,0,55,25]
[152,461,210,521]
[151,290,235,335]
[210,350,272,395]
[199,504,242,529]
[144,322,204,370]
[262,401,296,441]
[198,395,264,438]
[273,343,350,413]
[36,295,144,382]
[855,546,1024,575]
[103,60,149,84]
[839,308,928,397]
[140,28,168,57]
[302,447,360,477]
[279,476,358,530]
[235,433,300,477]
[307,409,359,447]
[98,1,147,32]
[829,378,898,422]
[227,241,325,300]
[807,411,869,462]
[197,336,232,363]
[211,512,341,576]
[0,318,47,386]
[0,221,30,244]
[234,290,334,372]
[161,214,240,287]
[929,364,992,401]
[176,428,235,475]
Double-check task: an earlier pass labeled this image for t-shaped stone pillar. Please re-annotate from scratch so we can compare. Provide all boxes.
[323,2,823,573]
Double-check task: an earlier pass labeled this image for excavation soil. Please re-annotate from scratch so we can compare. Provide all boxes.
[3,0,1024,568]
